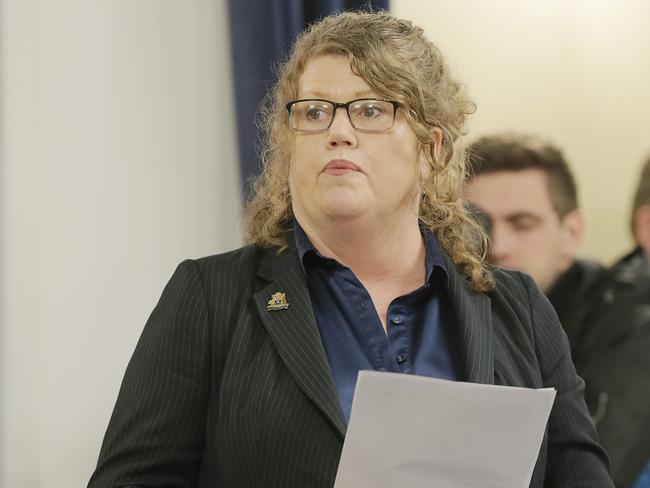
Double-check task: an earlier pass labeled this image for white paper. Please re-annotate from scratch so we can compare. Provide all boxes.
[334,371,556,488]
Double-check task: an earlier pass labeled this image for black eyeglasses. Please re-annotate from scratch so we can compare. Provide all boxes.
[286,98,400,133]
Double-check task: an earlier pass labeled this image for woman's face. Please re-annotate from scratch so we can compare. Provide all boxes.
[288,55,428,230]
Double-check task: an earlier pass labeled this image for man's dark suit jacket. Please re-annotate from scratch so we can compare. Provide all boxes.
[88,238,613,487]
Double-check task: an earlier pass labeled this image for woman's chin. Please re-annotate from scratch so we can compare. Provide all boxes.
[320,197,366,221]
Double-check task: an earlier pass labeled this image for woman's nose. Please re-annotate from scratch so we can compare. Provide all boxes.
[326,108,358,148]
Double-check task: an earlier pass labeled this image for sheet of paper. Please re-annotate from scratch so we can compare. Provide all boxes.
[334,371,556,488]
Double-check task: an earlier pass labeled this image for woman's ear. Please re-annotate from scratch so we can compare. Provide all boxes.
[419,128,443,181]
[431,128,443,162]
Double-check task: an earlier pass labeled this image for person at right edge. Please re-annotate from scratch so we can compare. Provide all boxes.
[586,157,650,488]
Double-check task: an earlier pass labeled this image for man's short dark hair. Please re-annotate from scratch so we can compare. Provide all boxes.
[467,134,578,218]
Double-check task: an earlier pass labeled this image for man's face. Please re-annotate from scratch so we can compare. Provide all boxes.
[464,169,582,292]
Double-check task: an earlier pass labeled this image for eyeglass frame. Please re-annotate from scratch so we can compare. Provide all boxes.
[285,98,401,133]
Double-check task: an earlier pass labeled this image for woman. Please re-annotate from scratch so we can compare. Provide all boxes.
[89,11,613,487]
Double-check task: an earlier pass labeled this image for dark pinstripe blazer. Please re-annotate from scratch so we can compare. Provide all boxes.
[88,238,614,488]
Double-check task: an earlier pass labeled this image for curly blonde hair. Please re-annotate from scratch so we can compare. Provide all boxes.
[244,10,494,292]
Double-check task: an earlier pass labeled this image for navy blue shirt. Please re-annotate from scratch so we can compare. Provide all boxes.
[294,223,465,424]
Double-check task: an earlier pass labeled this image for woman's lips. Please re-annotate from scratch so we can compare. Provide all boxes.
[323,159,362,175]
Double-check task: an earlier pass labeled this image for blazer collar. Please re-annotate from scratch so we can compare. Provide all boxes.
[443,254,495,385]
[254,239,347,438]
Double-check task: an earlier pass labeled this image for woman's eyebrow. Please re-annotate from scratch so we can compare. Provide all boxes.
[298,89,378,99]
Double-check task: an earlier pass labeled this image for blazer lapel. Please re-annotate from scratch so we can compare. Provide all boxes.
[444,255,495,385]
[253,244,346,438]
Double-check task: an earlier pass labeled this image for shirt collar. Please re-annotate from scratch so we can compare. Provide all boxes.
[292,220,448,282]
[293,220,317,263]
[422,226,449,282]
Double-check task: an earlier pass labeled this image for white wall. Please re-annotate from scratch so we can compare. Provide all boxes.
[394,0,650,264]
[1,1,241,486]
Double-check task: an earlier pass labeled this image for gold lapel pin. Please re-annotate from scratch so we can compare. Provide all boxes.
[267,292,290,311]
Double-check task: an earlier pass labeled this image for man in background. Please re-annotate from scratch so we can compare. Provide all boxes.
[463,134,605,340]
[464,135,650,487]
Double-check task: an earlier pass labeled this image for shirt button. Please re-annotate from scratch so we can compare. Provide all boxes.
[392,315,402,324]
[396,354,407,364]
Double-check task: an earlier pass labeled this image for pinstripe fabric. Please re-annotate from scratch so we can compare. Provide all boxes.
[88,239,614,488]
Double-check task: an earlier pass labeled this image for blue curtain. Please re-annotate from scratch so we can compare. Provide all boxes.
[227,0,389,199]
